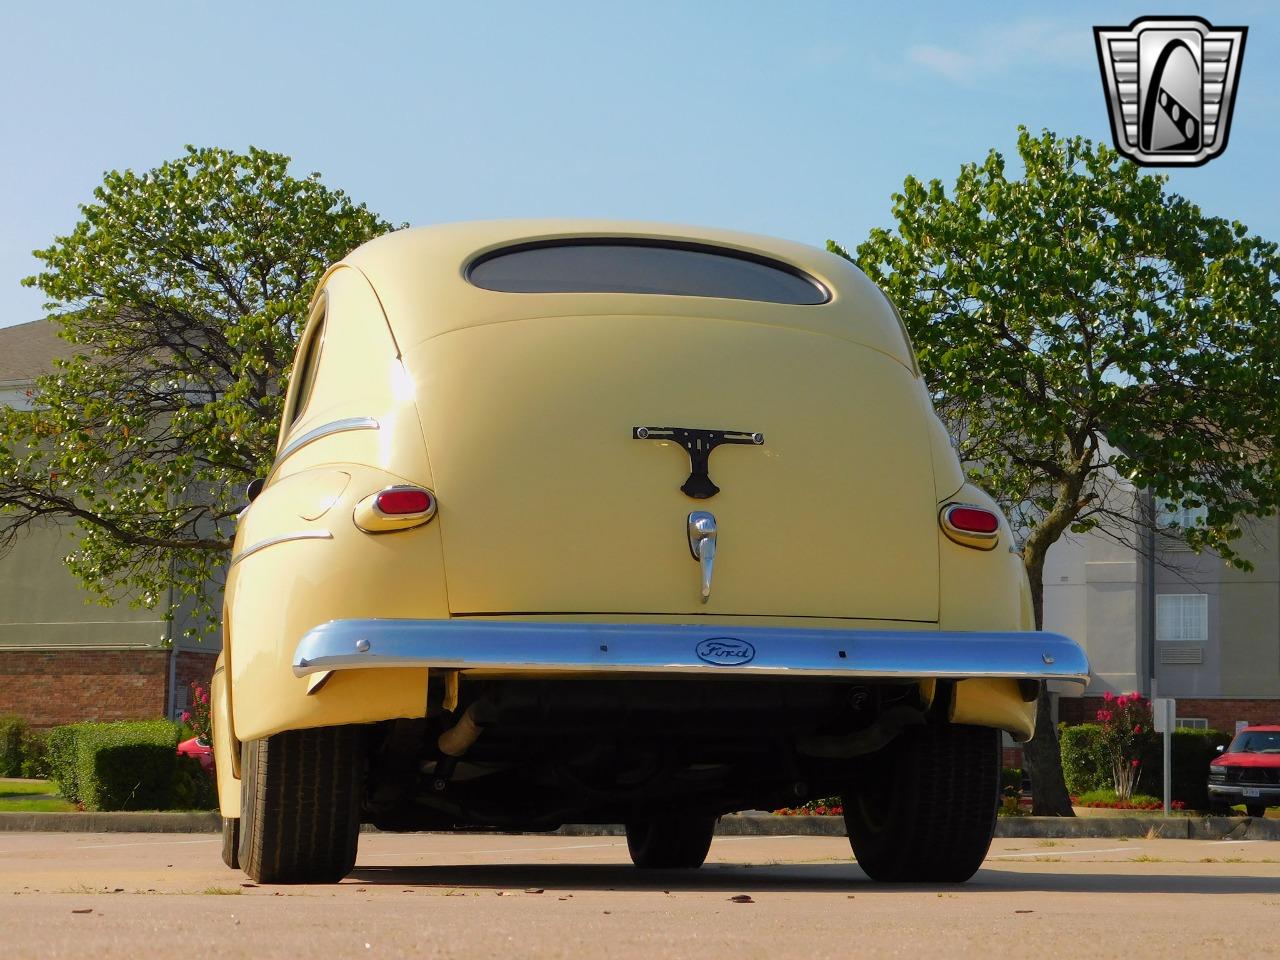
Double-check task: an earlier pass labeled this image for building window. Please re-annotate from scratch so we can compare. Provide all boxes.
[1156,499,1206,530]
[1176,717,1208,730]
[1156,593,1208,642]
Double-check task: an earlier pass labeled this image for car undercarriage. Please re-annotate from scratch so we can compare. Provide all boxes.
[362,675,937,831]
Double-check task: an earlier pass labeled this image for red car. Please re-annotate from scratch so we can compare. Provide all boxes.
[177,736,215,776]
[1208,725,1280,817]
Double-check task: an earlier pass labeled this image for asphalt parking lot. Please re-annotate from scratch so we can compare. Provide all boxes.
[1,832,1277,959]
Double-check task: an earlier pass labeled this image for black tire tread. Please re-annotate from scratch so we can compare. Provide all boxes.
[238,726,362,884]
[842,723,999,883]
[626,814,716,869]
[1245,804,1267,818]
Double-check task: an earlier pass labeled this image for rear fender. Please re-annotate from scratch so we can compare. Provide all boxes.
[226,462,446,741]
[937,482,1039,739]
[211,652,240,818]
[937,483,1024,632]
[952,678,1037,741]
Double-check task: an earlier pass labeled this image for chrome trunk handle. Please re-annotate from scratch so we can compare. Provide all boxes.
[687,511,718,603]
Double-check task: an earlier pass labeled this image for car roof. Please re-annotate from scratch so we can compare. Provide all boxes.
[1238,725,1280,732]
[340,220,916,371]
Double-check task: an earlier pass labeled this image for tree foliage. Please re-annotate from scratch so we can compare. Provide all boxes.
[0,146,396,635]
[836,128,1280,813]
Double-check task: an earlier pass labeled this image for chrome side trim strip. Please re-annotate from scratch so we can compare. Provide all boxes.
[231,530,332,567]
[293,619,1089,683]
[275,416,379,469]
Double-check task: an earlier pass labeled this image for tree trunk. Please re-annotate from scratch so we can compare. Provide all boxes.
[1020,548,1076,816]
[1022,687,1074,815]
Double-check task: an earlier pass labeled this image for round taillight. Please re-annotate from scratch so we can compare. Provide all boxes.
[375,488,433,515]
[940,502,1000,551]
[946,506,999,534]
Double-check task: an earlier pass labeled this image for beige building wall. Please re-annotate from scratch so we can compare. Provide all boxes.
[1155,519,1280,699]
[1,367,222,657]
[3,369,174,652]
[0,517,170,650]
[1043,502,1280,703]
[1043,527,1145,697]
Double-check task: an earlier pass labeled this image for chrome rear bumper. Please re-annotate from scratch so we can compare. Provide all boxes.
[293,619,1088,684]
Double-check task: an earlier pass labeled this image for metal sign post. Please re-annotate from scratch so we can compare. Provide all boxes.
[1153,697,1176,816]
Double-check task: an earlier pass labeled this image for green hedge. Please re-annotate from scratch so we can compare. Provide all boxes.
[1001,767,1024,795]
[170,754,219,810]
[1139,728,1232,811]
[0,715,30,777]
[45,723,87,801]
[1060,723,1110,794]
[0,715,46,778]
[76,720,180,811]
[46,720,183,811]
[20,727,46,778]
[1059,723,1231,809]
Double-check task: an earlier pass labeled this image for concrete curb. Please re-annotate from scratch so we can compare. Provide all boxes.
[703,814,1280,840]
[997,815,1280,840]
[553,815,852,838]
[3,810,1276,839]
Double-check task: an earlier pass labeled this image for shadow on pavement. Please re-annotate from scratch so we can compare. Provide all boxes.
[349,861,865,892]
[348,861,1280,895]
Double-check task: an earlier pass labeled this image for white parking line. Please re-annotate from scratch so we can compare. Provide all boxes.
[989,846,1138,860]
[0,837,220,857]
[79,838,221,851]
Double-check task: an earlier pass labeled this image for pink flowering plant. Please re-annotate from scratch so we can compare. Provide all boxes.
[773,798,844,816]
[1095,691,1154,802]
[183,681,212,744]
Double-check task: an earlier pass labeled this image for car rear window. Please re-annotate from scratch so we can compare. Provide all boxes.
[467,240,829,305]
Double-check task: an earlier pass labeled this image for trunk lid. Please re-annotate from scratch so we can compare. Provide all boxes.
[407,315,938,621]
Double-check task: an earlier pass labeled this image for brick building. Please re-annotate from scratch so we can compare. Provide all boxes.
[0,319,220,728]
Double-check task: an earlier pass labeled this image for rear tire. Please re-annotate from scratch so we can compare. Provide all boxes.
[625,813,716,869]
[237,726,363,884]
[842,723,999,883]
[1246,803,1267,818]
[221,817,240,869]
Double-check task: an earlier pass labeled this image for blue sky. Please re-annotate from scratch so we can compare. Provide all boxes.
[2,1,1275,328]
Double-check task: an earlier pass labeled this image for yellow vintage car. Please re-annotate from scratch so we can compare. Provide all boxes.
[212,220,1087,884]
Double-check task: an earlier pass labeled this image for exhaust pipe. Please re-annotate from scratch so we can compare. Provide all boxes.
[429,699,497,793]
[437,700,494,757]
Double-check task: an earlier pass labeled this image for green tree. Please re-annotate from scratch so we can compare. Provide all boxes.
[836,128,1280,815]
[0,146,396,636]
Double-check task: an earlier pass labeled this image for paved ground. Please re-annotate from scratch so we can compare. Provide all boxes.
[1,832,1277,959]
